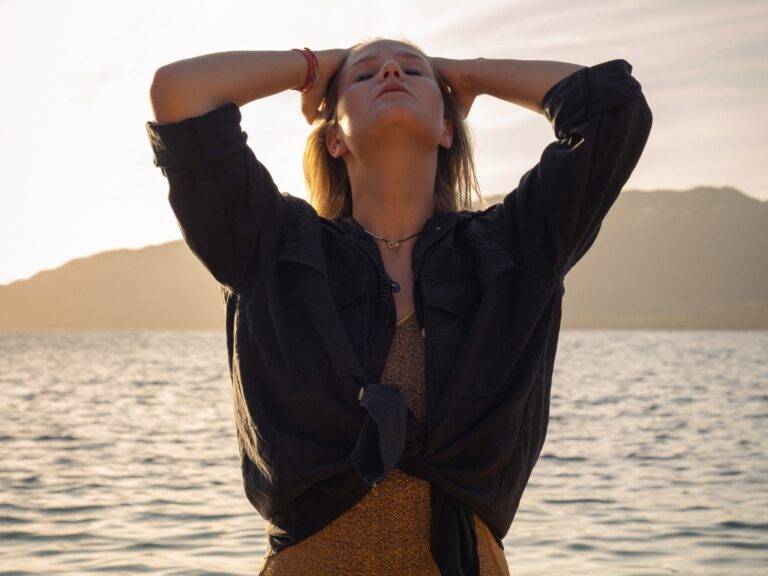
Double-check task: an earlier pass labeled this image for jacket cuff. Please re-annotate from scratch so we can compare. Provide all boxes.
[145,101,246,171]
[542,58,642,141]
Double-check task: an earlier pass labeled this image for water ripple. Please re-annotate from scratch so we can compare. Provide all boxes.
[1,329,766,574]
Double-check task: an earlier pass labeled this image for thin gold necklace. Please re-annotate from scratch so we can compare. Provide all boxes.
[356,221,421,294]
[359,225,421,249]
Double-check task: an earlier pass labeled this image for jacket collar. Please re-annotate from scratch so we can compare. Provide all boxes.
[335,211,472,278]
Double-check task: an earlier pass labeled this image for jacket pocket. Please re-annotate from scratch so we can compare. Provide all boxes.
[328,270,369,364]
[420,278,480,387]
[275,243,329,379]
[445,258,554,399]
[329,270,368,307]
[421,278,478,323]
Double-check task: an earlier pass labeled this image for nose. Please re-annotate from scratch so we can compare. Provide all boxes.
[378,59,404,79]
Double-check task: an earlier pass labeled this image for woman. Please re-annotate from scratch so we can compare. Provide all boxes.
[147,37,652,575]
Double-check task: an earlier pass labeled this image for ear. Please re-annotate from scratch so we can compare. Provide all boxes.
[439,117,454,150]
[326,124,349,158]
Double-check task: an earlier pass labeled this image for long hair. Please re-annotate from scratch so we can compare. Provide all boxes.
[302,37,487,220]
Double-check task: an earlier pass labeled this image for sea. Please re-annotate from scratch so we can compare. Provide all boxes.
[1,330,766,575]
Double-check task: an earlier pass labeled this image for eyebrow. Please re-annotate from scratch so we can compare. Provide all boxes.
[348,51,427,71]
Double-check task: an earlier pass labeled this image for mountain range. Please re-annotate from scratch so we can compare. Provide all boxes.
[1,186,765,330]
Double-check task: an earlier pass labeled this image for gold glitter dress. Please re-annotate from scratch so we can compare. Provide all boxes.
[258,310,510,576]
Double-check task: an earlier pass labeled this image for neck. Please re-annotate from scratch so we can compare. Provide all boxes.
[346,141,437,244]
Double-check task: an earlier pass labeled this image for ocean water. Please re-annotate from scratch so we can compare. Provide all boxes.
[1,330,766,575]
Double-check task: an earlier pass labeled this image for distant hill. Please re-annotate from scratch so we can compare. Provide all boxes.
[1,186,765,330]
[553,186,768,329]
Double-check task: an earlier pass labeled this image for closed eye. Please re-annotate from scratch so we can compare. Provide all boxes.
[355,68,423,82]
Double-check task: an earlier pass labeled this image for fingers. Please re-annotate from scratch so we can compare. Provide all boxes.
[300,92,316,125]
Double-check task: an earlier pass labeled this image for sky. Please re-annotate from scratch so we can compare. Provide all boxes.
[1,0,766,286]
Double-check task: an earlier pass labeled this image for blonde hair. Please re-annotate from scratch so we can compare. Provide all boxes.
[303,37,487,220]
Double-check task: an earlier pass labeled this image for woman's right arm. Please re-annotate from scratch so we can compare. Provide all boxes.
[146,50,337,291]
[149,50,309,123]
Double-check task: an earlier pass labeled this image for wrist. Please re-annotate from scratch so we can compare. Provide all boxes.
[291,48,320,91]
[290,49,310,90]
[459,57,487,97]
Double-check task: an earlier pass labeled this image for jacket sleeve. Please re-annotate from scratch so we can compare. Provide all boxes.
[145,101,288,290]
[499,58,653,278]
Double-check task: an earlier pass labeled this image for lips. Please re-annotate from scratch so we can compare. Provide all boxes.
[377,82,410,99]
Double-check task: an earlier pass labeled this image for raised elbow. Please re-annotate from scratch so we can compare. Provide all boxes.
[149,66,176,106]
[149,67,189,124]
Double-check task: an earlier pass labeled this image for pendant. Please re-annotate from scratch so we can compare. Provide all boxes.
[387,240,400,248]
[391,280,401,293]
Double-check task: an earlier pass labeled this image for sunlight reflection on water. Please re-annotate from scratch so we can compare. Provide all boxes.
[1,329,766,574]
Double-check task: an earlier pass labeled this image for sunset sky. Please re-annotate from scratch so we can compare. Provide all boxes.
[1,0,766,285]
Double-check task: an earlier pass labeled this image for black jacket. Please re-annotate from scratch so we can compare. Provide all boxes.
[146,58,652,576]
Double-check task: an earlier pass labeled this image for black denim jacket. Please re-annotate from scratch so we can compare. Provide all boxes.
[146,58,652,576]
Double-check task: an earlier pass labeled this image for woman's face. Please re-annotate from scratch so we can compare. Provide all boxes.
[330,40,451,156]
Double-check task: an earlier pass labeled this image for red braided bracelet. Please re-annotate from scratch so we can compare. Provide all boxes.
[291,47,319,92]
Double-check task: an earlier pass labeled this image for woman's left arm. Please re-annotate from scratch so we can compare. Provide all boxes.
[432,57,584,118]
[435,56,653,279]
